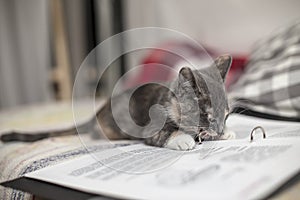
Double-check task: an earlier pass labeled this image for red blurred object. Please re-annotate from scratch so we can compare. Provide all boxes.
[225,56,248,88]
[125,41,215,88]
[126,41,248,89]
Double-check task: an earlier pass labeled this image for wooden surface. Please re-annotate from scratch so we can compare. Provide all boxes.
[50,0,72,100]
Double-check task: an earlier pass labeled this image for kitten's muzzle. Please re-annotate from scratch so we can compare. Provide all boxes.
[198,128,219,140]
[208,120,224,136]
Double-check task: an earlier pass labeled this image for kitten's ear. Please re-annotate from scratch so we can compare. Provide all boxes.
[179,67,195,85]
[179,67,194,80]
[214,55,232,82]
[178,67,197,89]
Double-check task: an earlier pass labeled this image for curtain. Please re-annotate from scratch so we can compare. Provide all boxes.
[0,0,52,109]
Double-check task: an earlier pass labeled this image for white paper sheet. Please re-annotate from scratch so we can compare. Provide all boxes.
[226,114,300,139]
[25,136,300,200]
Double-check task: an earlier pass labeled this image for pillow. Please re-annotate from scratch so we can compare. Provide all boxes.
[229,21,300,120]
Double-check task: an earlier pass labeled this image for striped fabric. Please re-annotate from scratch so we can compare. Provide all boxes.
[0,135,134,200]
[229,21,300,120]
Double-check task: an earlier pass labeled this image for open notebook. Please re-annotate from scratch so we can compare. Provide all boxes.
[2,114,300,200]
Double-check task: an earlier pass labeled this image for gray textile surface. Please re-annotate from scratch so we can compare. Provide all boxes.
[229,21,300,119]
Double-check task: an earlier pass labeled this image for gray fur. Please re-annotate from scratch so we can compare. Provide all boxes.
[96,55,232,148]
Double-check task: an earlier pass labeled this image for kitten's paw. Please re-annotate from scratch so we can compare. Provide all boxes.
[220,128,236,140]
[164,133,196,151]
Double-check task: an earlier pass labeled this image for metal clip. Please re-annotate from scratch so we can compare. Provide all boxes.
[250,126,266,142]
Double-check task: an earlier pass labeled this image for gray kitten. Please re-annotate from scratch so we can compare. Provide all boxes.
[0,55,235,148]
[96,55,235,150]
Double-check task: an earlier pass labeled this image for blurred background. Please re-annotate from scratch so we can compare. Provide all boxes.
[1,0,300,109]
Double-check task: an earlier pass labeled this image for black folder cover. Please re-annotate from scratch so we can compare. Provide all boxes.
[2,172,300,200]
[0,177,116,200]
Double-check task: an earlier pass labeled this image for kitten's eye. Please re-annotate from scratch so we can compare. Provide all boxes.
[225,114,229,121]
[208,118,216,123]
